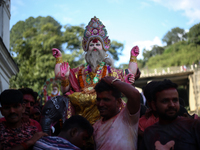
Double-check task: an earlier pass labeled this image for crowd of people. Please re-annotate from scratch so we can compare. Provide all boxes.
[0,78,200,150]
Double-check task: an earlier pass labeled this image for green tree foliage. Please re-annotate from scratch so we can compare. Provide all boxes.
[188,23,200,44]
[63,24,85,51]
[10,16,63,91]
[109,40,124,60]
[10,16,124,92]
[162,27,187,46]
[141,23,200,69]
[142,45,164,64]
[146,41,200,68]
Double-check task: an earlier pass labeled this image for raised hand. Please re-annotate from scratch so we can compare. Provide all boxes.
[60,62,69,79]
[52,48,62,58]
[101,76,117,86]
[131,46,139,57]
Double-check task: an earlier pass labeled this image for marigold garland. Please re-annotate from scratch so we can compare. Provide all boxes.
[78,65,108,89]
[78,68,84,89]
[102,65,107,78]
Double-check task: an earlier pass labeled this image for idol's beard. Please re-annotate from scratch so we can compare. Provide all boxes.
[85,48,106,72]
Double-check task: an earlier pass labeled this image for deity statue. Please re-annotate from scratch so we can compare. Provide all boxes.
[51,82,60,98]
[52,16,139,124]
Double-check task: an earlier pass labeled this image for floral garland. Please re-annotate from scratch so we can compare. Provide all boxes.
[78,68,84,89]
[78,63,108,89]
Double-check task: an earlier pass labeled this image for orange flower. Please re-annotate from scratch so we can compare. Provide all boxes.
[78,68,84,89]
[102,65,107,78]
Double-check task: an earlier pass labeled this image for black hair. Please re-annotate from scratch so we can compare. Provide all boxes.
[179,97,185,107]
[18,88,38,102]
[140,104,147,118]
[94,79,121,99]
[143,81,159,102]
[0,89,23,105]
[62,115,93,136]
[152,79,178,101]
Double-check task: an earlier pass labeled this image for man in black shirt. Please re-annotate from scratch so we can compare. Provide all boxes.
[140,79,200,150]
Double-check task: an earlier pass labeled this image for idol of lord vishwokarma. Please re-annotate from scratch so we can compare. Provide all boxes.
[52,16,139,124]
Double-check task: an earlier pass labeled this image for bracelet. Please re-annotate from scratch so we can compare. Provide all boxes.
[130,55,137,63]
[56,57,63,64]
[20,142,28,150]
[61,79,69,87]
[111,78,121,85]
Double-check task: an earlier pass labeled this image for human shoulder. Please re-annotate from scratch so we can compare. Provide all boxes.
[177,116,200,128]
[35,136,80,150]
[29,119,42,131]
[0,117,5,123]
[72,65,84,74]
[144,121,160,134]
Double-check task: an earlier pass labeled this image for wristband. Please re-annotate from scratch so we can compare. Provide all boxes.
[61,79,69,87]
[56,57,63,64]
[111,78,121,85]
[20,142,28,150]
[130,55,137,63]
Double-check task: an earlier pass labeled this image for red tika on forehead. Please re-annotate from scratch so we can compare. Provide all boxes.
[92,38,98,43]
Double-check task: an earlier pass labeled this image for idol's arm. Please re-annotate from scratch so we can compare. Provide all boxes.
[52,48,70,94]
[125,46,139,84]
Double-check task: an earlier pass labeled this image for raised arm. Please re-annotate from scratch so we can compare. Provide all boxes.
[102,76,140,115]
[128,45,139,74]
[52,48,70,94]
[124,46,139,84]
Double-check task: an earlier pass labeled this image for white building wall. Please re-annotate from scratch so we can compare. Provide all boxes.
[0,0,18,118]
[0,0,10,50]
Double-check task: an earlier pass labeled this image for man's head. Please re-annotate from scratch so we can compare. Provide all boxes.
[30,106,41,122]
[143,80,159,109]
[60,115,93,148]
[19,88,38,117]
[151,79,179,121]
[0,89,25,125]
[94,79,122,121]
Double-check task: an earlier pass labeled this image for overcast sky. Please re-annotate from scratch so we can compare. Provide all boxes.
[10,0,200,67]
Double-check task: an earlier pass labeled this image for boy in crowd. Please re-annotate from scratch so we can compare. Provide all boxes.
[34,115,93,150]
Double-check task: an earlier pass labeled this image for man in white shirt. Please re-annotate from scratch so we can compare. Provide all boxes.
[93,76,140,150]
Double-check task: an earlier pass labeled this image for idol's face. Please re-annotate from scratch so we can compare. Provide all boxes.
[88,39,103,51]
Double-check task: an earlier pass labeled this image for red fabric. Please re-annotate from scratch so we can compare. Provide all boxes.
[139,114,159,132]
[193,114,200,120]
[0,117,42,131]
[66,68,81,96]
[29,119,42,131]
[0,119,39,150]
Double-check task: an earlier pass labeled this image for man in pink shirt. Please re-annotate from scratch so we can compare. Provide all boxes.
[93,76,140,150]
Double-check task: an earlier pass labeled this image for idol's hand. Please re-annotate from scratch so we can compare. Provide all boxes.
[52,48,62,58]
[60,62,70,79]
[125,73,135,84]
[131,46,139,57]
